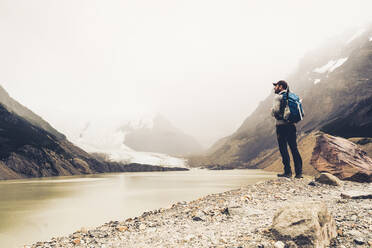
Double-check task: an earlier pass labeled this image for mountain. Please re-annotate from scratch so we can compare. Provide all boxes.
[190,25,372,169]
[0,86,65,140]
[0,87,187,180]
[121,114,203,156]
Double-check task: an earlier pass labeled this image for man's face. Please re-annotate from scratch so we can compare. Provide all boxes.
[274,84,282,94]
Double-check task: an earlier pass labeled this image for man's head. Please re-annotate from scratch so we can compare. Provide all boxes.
[273,80,288,94]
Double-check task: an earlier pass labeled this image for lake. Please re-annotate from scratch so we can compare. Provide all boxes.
[0,169,276,247]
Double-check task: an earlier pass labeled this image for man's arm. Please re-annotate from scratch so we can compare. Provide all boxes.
[271,94,285,120]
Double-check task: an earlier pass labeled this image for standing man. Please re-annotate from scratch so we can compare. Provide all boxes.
[271,80,303,178]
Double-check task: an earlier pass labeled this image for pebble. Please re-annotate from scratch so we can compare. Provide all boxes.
[192,216,204,221]
[139,224,146,230]
[350,214,357,221]
[354,238,365,245]
[274,241,285,248]
[72,239,80,245]
[116,226,128,232]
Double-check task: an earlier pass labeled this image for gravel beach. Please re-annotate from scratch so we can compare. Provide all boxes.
[28,177,372,248]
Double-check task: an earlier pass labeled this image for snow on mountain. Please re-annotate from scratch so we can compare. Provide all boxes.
[313,60,334,73]
[314,79,321,84]
[70,119,187,168]
[329,57,348,72]
[313,57,348,74]
[346,28,365,44]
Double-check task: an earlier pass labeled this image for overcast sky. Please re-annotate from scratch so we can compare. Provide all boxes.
[1,0,372,147]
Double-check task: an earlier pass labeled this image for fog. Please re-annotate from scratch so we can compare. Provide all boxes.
[1,0,372,148]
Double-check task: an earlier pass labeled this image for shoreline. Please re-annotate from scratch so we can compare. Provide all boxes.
[27,177,372,248]
[0,164,189,181]
[0,167,269,184]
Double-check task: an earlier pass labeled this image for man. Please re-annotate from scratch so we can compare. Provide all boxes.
[271,80,303,178]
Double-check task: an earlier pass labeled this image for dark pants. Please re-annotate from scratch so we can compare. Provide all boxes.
[276,124,302,175]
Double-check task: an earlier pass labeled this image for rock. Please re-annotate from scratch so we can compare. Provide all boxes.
[116,226,128,232]
[310,133,372,183]
[228,206,264,217]
[89,231,108,238]
[274,241,285,248]
[308,181,317,186]
[286,241,298,248]
[354,238,365,245]
[191,209,206,221]
[347,230,363,237]
[315,173,342,186]
[241,194,253,201]
[270,201,337,248]
[72,239,80,245]
[341,190,372,199]
[192,216,204,221]
[72,232,82,239]
[221,207,230,215]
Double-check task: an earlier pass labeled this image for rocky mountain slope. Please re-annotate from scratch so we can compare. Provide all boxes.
[0,86,65,140]
[121,114,203,156]
[190,26,372,169]
[0,87,187,180]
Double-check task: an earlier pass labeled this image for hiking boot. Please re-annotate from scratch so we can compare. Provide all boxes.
[277,173,292,178]
[295,174,303,179]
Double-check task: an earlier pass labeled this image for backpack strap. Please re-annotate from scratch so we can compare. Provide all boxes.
[279,91,287,120]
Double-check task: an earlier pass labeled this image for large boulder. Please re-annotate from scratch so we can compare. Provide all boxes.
[315,173,342,186]
[310,133,372,183]
[270,201,337,248]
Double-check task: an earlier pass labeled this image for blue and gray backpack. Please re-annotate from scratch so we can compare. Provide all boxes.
[282,92,304,123]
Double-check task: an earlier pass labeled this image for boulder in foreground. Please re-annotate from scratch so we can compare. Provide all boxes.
[340,190,372,199]
[315,173,342,186]
[310,133,372,183]
[270,201,337,248]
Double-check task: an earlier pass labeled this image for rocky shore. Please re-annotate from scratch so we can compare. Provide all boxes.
[28,177,371,248]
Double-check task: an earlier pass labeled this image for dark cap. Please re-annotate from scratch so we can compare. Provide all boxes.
[273,80,288,89]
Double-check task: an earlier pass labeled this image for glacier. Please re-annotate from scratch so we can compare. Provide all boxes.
[68,119,187,168]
